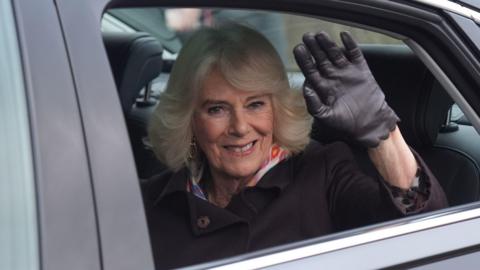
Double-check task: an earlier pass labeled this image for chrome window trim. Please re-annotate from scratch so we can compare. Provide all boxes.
[211,207,480,269]
[412,0,480,24]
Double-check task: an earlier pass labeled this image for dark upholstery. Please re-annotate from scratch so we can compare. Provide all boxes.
[128,105,166,178]
[103,31,165,178]
[365,46,452,148]
[420,147,480,205]
[312,44,479,206]
[435,124,480,205]
[103,32,163,113]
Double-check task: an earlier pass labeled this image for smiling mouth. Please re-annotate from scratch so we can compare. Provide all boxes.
[224,140,257,154]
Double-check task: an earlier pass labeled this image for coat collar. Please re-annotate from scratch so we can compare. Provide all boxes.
[153,168,189,206]
[255,157,293,191]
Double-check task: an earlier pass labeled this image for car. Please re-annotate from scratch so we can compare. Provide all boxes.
[2,0,480,269]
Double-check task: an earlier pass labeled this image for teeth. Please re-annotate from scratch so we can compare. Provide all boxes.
[227,142,253,153]
[241,143,253,152]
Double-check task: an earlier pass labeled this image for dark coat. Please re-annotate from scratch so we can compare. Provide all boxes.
[142,141,447,269]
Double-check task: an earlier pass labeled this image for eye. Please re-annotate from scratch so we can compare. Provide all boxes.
[247,101,265,110]
[207,105,225,116]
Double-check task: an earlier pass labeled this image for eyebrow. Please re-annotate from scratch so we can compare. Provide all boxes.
[201,94,269,107]
[201,99,229,108]
[246,94,269,102]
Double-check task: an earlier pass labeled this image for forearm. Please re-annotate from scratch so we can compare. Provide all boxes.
[368,126,417,189]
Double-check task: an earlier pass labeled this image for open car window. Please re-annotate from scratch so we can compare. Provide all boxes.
[102,8,403,70]
[100,6,480,269]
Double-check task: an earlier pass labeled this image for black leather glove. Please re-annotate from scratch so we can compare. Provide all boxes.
[293,31,399,148]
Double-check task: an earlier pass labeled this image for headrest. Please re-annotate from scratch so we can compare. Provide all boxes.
[103,32,163,114]
[311,44,453,148]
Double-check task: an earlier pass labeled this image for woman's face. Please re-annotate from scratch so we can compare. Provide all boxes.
[193,69,274,181]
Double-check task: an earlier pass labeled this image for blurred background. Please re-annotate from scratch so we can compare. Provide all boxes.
[104,8,403,71]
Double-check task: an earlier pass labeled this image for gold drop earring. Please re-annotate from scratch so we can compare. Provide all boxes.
[188,136,197,161]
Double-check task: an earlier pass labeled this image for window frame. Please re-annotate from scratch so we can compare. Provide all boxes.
[50,0,480,268]
[11,0,104,269]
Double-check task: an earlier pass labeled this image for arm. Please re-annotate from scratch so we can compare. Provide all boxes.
[317,140,446,230]
[293,31,415,187]
[368,126,417,189]
[293,31,448,217]
[369,127,449,213]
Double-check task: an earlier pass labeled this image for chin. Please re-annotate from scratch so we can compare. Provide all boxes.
[225,163,260,179]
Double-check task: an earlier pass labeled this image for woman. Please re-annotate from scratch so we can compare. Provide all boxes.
[145,24,447,269]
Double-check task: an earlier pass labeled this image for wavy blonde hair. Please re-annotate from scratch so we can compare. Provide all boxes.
[148,24,312,171]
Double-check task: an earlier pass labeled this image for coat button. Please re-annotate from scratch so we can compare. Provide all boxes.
[197,216,210,229]
[401,198,412,205]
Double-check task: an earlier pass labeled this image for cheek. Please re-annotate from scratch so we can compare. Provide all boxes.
[193,114,228,148]
[252,108,274,137]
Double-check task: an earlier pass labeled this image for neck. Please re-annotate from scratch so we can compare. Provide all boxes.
[207,169,252,208]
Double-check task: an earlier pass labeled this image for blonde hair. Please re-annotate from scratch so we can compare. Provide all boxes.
[148,24,312,171]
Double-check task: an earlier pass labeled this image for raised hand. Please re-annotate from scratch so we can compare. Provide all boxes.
[293,31,399,148]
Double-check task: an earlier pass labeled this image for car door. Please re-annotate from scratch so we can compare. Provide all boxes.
[7,0,102,269]
[15,0,480,269]
[49,0,155,269]
[188,1,480,269]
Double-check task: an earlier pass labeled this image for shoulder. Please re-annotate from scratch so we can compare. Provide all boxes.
[288,140,356,178]
[299,140,355,163]
[141,167,190,206]
[140,170,175,203]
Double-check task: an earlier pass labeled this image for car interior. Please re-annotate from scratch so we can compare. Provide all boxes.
[101,6,480,245]
[102,31,168,178]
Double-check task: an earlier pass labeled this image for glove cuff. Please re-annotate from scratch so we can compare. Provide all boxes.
[357,102,400,148]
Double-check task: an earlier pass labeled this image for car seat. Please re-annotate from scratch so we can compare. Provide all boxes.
[103,31,165,178]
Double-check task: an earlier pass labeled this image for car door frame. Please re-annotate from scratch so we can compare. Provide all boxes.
[51,0,155,269]
[41,0,480,269]
[11,0,101,269]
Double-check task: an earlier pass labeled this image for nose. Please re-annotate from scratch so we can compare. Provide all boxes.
[228,109,250,137]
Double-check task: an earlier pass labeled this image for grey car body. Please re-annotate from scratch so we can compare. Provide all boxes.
[3,0,480,269]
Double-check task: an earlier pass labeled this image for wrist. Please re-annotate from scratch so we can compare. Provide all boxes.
[368,126,418,189]
[356,100,399,148]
